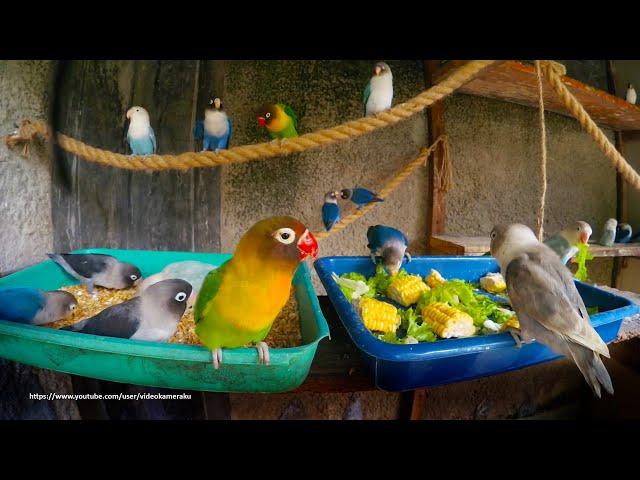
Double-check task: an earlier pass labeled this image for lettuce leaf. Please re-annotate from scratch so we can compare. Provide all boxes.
[574,242,593,282]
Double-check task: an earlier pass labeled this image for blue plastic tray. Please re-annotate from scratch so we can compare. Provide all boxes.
[314,256,639,392]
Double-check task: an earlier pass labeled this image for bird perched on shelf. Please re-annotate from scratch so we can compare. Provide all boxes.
[322,191,341,231]
[490,223,613,398]
[0,287,77,325]
[137,260,216,308]
[364,62,393,116]
[193,97,233,151]
[615,223,633,244]
[62,279,191,342]
[340,187,383,209]
[48,253,142,294]
[366,225,411,276]
[626,83,637,104]
[194,216,318,369]
[543,220,592,265]
[599,218,618,247]
[126,106,156,155]
[256,103,298,139]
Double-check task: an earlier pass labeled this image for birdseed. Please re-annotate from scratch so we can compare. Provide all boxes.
[47,284,303,348]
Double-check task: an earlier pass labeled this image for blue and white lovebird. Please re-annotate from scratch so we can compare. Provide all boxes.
[543,220,592,265]
[615,223,633,243]
[0,287,77,325]
[322,191,341,231]
[193,97,233,151]
[366,225,411,275]
[340,187,384,209]
[364,62,393,116]
[126,106,156,155]
[599,218,618,247]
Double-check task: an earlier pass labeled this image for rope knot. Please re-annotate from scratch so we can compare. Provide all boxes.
[5,119,47,157]
[540,60,567,77]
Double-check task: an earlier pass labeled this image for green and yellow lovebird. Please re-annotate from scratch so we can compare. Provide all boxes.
[194,216,318,369]
[256,103,299,139]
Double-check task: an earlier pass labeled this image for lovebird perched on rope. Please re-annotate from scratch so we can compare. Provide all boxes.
[126,106,156,155]
[490,223,613,397]
[340,187,383,209]
[194,216,318,369]
[193,97,233,151]
[322,191,341,231]
[256,103,299,139]
[364,62,393,116]
[367,225,411,276]
[0,287,77,325]
[543,220,592,265]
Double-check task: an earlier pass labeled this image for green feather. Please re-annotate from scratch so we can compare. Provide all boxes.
[281,103,298,130]
[193,261,228,324]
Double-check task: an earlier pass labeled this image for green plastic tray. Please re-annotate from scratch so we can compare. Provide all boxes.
[0,249,329,393]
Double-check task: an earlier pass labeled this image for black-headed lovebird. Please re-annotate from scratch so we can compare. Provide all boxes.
[341,187,383,209]
[193,97,233,151]
[322,191,341,231]
[256,103,298,139]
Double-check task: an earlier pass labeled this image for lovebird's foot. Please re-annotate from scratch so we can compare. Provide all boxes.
[254,341,270,366]
[507,328,523,348]
[370,254,377,265]
[211,348,223,370]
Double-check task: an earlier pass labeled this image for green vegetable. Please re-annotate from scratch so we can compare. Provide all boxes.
[370,263,407,296]
[337,272,375,301]
[399,307,420,330]
[587,306,599,315]
[574,242,593,282]
[407,315,437,342]
[377,331,406,344]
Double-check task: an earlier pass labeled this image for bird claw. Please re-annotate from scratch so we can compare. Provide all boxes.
[508,329,523,348]
[211,348,223,370]
[254,341,270,366]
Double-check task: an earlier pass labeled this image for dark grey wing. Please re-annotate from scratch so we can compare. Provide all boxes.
[506,250,608,357]
[60,254,111,278]
[64,299,142,339]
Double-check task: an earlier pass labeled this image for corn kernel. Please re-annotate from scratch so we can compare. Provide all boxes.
[421,302,476,338]
[387,275,430,307]
[359,297,400,333]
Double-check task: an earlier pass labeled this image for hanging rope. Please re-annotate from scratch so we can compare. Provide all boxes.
[534,60,548,241]
[4,61,497,171]
[540,60,640,192]
[315,135,450,241]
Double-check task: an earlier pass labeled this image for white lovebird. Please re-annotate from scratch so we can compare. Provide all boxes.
[626,83,637,104]
[364,62,393,116]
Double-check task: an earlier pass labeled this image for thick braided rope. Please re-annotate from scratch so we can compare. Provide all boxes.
[315,136,448,241]
[5,61,496,171]
[535,60,548,241]
[540,60,640,192]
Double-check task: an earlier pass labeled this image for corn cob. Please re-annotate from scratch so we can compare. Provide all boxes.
[500,315,520,331]
[479,272,507,294]
[386,275,430,307]
[359,297,400,333]
[425,269,446,288]
[421,302,476,338]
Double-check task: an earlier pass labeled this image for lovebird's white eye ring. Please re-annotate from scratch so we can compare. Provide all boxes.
[130,274,138,281]
[275,227,296,245]
[175,292,187,302]
[70,304,76,311]
[490,231,497,240]
[265,112,271,118]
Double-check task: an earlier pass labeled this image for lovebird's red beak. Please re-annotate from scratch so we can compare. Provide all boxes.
[258,116,266,126]
[580,231,591,244]
[298,229,318,260]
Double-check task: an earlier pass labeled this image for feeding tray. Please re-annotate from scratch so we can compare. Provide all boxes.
[314,256,639,392]
[0,249,329,393]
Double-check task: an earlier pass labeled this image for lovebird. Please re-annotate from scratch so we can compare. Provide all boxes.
[490,223,613,397]
[322,191,341,231]
[626,83,637,104]
[599,218,618,247]
[194,216,318,369]
[543,220,592,265]
[137,260,217,308]
[340,187,384,209]
[63,279,191,342]
[48,253,142,294]
[126,106,157,155]
[0,287,77,325]
[367,225,411,275]
[615,223,633,243]
[193,97,233,151]
[256,103,298,139]
[364,62,393,116]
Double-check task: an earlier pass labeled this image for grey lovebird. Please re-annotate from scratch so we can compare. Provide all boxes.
[48,253,142,293]
[543,220,592,265]
[599,218,618,247]
[0,287,77,325]
[62,279,192,342]
[490,223,613,398]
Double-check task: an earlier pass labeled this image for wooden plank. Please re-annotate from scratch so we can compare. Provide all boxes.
[424,60,448,251]
[434,61,640,131]
[430,234,640,258]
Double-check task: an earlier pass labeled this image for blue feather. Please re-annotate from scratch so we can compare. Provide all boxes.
[350,187,383,208]
[322,202,340,231]
[615,224,633,244]
[199,116,232,151]
[0,287,46,324]
[366,225,408,252]
[127,131,156,155]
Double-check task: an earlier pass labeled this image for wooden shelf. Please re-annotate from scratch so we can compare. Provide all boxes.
[430,234,640,258]
[435,60,640,131]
